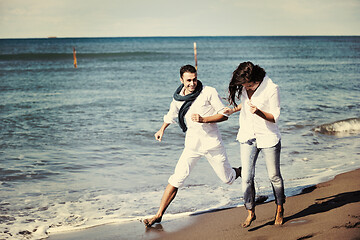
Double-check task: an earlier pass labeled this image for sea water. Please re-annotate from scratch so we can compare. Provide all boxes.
[0,36,359,239]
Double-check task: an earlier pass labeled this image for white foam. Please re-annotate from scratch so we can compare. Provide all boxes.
[314,118,360,135]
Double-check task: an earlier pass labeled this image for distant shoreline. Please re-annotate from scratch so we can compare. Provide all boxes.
[1,35,360,40]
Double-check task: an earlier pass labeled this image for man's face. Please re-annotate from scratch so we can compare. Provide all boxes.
[180,72,197,95]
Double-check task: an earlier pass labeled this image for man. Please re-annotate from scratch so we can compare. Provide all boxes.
[143,65,241,227]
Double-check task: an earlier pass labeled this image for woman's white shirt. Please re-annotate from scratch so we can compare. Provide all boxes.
[236,76,281,148]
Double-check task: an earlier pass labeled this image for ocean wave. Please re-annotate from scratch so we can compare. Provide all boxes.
[313,117,360,136]
[0,170,59,182]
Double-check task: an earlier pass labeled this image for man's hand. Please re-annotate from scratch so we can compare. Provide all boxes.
[191,114,204,123]
[154,130,164,142]
[154,123,170,142]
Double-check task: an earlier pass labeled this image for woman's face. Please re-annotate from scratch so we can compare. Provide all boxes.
[242,81,260,91]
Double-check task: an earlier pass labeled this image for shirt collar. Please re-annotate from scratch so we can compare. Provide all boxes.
[243,75,269,98]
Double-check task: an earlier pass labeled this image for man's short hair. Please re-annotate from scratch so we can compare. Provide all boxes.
[180,65,197,78]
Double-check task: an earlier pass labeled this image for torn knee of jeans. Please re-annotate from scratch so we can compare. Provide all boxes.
[269,176,281,182]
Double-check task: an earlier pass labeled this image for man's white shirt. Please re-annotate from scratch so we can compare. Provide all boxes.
[164,86,227,151]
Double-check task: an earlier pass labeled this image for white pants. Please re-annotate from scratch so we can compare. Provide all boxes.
[168,145,236,188]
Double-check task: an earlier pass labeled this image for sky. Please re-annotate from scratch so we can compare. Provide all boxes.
[0,0,359,38]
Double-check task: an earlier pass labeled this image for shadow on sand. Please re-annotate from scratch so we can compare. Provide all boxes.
[248,190,360,232]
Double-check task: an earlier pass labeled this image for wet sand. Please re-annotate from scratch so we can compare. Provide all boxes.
[49,168,360,240]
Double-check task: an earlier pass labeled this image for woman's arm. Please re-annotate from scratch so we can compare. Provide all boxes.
[223,104,242,116]
[248,85,280,123]
[248,101,275,123]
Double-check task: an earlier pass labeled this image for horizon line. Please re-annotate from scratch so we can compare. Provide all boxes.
[1,35,360,40]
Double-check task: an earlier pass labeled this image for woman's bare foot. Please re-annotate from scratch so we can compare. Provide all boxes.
[143,215,162,227]
[242,210,256,228]
[274,205,284,225]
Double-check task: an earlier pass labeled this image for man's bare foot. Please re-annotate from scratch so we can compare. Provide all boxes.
[143,216,162,227]
[233,167,242,179]
[274,206,284,225]
[242,212,256,228]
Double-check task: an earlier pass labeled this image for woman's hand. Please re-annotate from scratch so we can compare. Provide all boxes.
[223,107,234,116]
[247,101,258,114]
[247,101,275,123]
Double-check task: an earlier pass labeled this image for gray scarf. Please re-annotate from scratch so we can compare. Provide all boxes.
[173,80,203,132]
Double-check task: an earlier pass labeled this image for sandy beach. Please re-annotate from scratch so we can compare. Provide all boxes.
[49,168,360,240]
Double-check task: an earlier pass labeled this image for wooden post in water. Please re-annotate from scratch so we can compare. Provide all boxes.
[193,42,197,71]
[73,47,77,68]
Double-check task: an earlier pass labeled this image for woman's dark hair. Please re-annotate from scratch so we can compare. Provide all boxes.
[227,61,266,106]
[180,65,197,78]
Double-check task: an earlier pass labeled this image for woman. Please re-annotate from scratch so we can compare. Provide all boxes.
[224,61,285,227]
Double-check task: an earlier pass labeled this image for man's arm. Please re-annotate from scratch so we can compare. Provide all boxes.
[155,122,170,142]
[191,113,228,123]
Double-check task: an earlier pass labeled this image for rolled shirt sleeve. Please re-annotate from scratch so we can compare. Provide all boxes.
[269,86,280,123]
[208,88,228,117]
[163,99,180,124]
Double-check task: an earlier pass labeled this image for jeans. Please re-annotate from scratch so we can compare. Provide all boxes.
[240,139,285,210]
